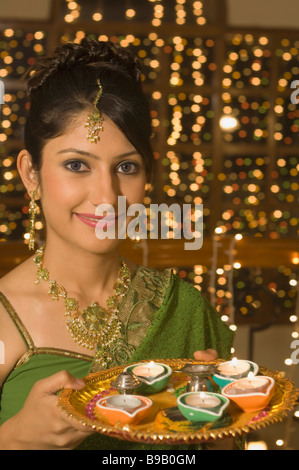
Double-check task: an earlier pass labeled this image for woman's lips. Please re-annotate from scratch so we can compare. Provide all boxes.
[74,212,119,229]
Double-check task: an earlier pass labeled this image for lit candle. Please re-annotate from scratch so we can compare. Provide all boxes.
[105,395,143,413]
[185,392,221,409]
[228,373,270,395]
[132,361,165,381]
[217,357,250,378]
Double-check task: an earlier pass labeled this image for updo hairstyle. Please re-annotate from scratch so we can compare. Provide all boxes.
[23,38,154,182]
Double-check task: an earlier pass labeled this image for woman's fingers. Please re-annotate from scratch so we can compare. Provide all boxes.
[33,370,86,396]
[193,348,218,361]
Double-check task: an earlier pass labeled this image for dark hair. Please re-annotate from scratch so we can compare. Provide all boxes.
[23,38,154,182]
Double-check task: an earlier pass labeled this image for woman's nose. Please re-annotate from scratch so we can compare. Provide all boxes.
[89,171,120,208]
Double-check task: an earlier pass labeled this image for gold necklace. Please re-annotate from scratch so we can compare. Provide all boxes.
[33,245,131,369]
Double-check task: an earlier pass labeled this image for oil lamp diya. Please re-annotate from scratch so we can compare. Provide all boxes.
[177,391,230,423]
[96,394,153,425]
[222,372,276,412]
[124,361,172,394]
[213,357,259,388]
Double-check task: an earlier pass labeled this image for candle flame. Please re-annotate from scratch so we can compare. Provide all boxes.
[247,372,255,380]
[199,392,206,399]
[148,361,155,367]
[231,357,238,367]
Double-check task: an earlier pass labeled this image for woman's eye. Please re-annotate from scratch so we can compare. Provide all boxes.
[117,161,140,174]
[65,160,88,172]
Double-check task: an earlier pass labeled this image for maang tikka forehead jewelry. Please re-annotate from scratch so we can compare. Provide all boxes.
[84,78,104,143]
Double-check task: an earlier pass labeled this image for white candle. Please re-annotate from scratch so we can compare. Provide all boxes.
[228,373,270,395]
[105,395,143,413]
[185,392,221,409]
[132,361,165,379]
[218,358,250,377]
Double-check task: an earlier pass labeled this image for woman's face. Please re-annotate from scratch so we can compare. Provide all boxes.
[37,112,147,254]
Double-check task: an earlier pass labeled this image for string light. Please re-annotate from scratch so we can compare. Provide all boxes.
[152,1,164,27]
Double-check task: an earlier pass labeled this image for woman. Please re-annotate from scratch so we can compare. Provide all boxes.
[0,39,234,450]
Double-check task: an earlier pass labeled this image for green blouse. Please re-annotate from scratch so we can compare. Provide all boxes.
[0,265,234,449]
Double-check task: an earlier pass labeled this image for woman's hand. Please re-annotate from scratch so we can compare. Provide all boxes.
[0,370,95,450]
[193,348,218,361]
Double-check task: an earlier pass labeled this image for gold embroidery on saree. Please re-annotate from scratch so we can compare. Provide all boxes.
[90,267,173,372]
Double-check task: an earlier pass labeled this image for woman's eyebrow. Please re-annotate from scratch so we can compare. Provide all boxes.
[57,148,140,160]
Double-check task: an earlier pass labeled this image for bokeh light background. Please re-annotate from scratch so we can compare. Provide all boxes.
[1,0,299,450]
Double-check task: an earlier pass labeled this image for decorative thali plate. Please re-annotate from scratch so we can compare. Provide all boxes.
[58,359,298,445]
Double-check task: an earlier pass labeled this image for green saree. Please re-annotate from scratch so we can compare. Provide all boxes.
[0,265,234,450]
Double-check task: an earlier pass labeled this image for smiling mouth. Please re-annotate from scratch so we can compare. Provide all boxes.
[74,212,121,228]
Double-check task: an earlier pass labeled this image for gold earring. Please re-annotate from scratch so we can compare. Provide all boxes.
[28,190,38,250]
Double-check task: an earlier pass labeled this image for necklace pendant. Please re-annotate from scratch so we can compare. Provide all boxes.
[65,297,79,311]
[36,267,49,283]
[106,297,117,309]
[33,254,42,266]
[48,281,60,300]
[33,245,131,362]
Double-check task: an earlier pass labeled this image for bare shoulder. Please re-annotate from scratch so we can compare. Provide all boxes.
[0,257,35,386]
[0,253,35,290]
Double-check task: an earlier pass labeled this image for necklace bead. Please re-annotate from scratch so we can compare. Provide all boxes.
[33,245,131,369]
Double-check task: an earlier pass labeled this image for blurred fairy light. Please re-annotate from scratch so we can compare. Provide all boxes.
[219,115,239,132]
[64,0,80,22]
[247,441,268,450]
[152,2,164,26]
[126,9,136,19]
[292,255,299,265]
[175,0,186,25]
[92,13,103,21]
